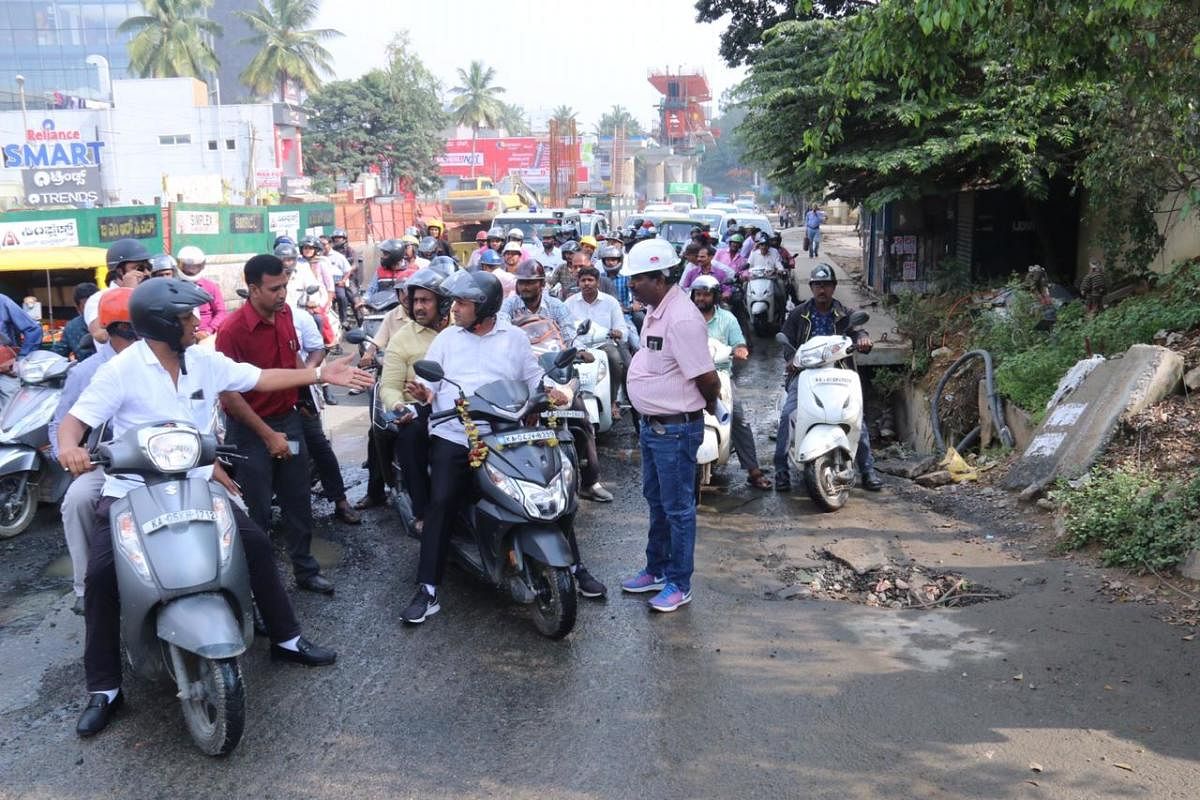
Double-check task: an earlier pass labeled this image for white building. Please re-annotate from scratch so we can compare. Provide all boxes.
[0,77,306,209]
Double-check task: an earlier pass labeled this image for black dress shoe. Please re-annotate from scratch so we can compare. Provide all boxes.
[271,637,337,667]
[298,574,335,594]
[861,469,885,491]
[76,691,123,738]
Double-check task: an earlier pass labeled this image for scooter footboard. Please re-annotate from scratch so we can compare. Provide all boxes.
[794,425,853,465]
[513,526,574,568]
[696,426,720,464]
[156,592,247,660]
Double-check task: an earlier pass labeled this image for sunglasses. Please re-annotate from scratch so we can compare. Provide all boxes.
[126,261,151,273]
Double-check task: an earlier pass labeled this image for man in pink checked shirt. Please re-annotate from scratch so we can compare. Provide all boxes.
[714,233,747,272]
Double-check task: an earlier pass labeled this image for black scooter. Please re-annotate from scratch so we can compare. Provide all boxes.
[413,352,582,639]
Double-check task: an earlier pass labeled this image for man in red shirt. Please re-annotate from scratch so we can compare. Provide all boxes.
[217,254,334,594]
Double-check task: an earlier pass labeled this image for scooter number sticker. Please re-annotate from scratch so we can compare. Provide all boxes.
[497,429,558,445]
[540,409,588,419]
[141,509,218,534]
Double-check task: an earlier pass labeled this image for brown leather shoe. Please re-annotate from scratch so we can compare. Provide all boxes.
[334,502,362,524]
[353,494,386,511]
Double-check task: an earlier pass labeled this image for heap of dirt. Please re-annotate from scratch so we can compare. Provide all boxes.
[1101,394,1200,480]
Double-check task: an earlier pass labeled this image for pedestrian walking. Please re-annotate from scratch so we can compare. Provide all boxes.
[805,204,827,258]
[618,239,720,612]
[1079,259,1107,315]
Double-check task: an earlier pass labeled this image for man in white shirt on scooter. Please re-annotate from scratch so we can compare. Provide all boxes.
[565,265,627,420]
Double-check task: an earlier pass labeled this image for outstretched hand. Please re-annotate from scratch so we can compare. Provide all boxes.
[322,353,374,390]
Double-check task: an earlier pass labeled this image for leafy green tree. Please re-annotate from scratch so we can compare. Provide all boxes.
[450,61,506,176]
[697,102,754,197]
[237,0,341,100]
[595,105,643,138]
[499,102,532,136]
[304,38,447,195]
[550,105,577,128]
[694,0,867,67]
[117,0,221,79]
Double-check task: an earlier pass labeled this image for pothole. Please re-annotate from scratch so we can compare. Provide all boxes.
[766,549,1009,609]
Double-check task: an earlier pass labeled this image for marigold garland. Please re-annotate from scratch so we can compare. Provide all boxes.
[457,397,489,468]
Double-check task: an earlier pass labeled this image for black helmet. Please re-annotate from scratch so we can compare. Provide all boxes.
[809,263,837,283]
[442,270,502,327]
[560,240,580,257]
[513,259,546,281]
[429,255,458,276]
[299,235,321,251]
[272,235,295,249]
[274,242,299,260]
[486,226,505,241]
[129,278,212,353]
[331,228,348,240]
[404,267,451,320]
[417,236,438,258]
[106,238,151,270]
[379,238,404,268]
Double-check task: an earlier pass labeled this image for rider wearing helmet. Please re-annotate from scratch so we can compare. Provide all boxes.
[366,239,417,295]
[57,269,371,737]
[49,287,139,615]
[688,274,771,490]
[416,236,439,263]
[329,227,354,262]
[176,246,228,339]
[536,227,564,273]
[774,263,880,492]
[423,219,451,257]
[148,253,176,279]
[364,268,453,517]
[478,248,516,297]
[85,238,151,345]
[500,260,577,345]
[400,270,605,624]
[716,232,747,272]
[468,226,507,269]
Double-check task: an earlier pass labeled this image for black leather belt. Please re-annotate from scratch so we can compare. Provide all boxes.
[644,410,703,426]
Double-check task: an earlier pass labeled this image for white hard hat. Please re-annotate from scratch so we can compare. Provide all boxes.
[502,241,523,254]
[620,238,678,278]
[689,274,721,294]
[177,245,205,264]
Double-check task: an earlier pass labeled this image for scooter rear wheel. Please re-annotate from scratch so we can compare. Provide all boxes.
[804,454,849,512]
[0,477,37,539]
[173,647,245,757]
[529,561,577,640]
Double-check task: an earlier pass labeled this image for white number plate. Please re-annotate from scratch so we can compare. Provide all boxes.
[497,429,557,445]
[541,409,588,419]
[141,509,218,534]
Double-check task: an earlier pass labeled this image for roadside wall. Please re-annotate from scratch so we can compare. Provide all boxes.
[1076,189,1200,278]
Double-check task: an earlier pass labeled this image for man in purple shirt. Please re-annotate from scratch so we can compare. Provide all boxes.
[619,239,719,613]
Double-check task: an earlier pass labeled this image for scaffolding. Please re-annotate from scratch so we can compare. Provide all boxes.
[547,118,579,208]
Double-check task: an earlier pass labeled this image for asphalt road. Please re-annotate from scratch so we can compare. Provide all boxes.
[1,279,1198,799]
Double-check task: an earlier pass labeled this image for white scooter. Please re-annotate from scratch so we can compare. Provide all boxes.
[776,312,869,512]
[572,320,615,436]
[696,338,733,487]
[744,264,785,338]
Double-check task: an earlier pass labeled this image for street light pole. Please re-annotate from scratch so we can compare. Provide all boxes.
[14,74,27,133]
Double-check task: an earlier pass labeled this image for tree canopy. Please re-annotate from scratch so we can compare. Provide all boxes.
[734,0,1200,274]
[304,35,447,194]
[237,0,341,100]
[694,0,868,67]
[117,0,221,79]
[594,105,643,138]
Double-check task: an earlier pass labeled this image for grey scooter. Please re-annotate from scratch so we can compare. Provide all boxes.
[98,421,252,756]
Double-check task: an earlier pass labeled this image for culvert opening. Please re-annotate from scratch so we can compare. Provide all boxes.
[767,549,1009,609]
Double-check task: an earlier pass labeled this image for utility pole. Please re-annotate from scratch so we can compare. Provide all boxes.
[245,122,259,203]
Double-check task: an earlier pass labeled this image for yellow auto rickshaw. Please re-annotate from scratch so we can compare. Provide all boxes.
[0,247,108,349]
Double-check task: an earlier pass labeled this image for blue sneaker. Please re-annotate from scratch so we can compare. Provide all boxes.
[621,570,666,594]
[648,583,692,612]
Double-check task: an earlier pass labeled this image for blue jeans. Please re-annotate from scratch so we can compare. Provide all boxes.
[774,376,875,484]
[806,227,821,257]
[639,418,704,592]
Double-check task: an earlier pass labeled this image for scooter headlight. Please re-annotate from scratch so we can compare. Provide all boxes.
[517,477,567,520]
[594,356,607,383]
[145,430,201,473]
[484,462,525,506]
[115,511,152,582]
[211,495,236,568]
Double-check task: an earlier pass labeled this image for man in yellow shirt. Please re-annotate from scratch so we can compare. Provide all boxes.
[364,268,450,528]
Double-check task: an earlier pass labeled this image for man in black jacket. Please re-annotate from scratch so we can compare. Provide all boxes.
[773,264,884,492]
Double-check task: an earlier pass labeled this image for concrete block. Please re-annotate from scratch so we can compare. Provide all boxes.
[1185,366,1200,393]
[1180,550,1200,581]
[916,470,953,488]
[1121,344,1183,419]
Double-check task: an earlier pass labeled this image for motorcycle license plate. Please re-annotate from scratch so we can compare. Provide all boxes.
[141,508,218,534]
[497,429,558,445]
[540,409,588,419]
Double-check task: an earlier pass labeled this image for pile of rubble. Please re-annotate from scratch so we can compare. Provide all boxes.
[769,545,1006,609]
[872,444,999,489]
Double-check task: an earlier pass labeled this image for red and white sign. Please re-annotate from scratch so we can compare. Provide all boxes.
[437,137,586,183]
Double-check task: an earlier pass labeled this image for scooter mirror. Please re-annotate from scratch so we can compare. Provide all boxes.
[576,319,592,336]
[553,348,578,369]
[343,329,367,345]
[305,285,320,295]
[413,359,445,383]
[847,310,870,327]
[774,332,791,347]
[236,288,249,299]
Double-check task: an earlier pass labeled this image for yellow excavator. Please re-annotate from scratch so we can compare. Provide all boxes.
[442,175,540,228]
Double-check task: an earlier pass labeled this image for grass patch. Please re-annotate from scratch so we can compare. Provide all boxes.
[1053,467,1200,571]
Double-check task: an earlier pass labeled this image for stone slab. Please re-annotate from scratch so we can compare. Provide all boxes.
[823,538,893,575]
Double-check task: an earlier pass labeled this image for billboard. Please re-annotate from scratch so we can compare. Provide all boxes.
[437,137,587,185]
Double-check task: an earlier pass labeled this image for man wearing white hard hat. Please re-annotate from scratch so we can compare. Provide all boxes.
[618,238,719,613]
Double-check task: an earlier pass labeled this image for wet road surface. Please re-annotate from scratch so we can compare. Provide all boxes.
[1,297,1198,799]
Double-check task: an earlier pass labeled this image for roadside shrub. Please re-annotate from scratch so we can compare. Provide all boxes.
[1054,467,1200,571]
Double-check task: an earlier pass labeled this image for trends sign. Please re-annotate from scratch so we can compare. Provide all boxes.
[3,119,105,168]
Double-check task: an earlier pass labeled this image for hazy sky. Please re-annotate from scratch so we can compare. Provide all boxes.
[315,0,745,133]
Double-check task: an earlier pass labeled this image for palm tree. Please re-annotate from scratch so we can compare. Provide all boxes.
[499,102,531,136]
[237,0,342,101]
[117,0,221,79]
[595,105,643,138]
[550,105,577,127]
[450,60,506,178]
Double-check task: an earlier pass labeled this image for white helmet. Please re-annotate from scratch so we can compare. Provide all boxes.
[689,274,721,294]
[620,238,678,278]
[177,245,207,279]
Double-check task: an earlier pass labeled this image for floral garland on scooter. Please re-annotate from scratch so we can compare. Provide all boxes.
[456,396,560,468]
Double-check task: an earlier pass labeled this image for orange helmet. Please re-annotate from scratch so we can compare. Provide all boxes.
[0,345,15,373]
[98,287,134,326]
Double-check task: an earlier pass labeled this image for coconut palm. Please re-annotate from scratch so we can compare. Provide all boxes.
[450,60,506,177]
[237,0,342,101]
[499,102,531,136]
[596,105,643,137]
[117,0,221,79]
[550,105,577,128]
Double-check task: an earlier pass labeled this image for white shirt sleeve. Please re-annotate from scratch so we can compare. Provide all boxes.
[201,348,263,393]
[69,358,126,429]
[83,288,107,326]
[293,308,324,357]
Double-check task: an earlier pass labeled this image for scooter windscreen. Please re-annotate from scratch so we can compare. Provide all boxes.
[0,385,58,443]
[475,380,531,416]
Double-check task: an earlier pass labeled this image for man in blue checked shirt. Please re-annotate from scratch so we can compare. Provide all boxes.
[0,292,43,357]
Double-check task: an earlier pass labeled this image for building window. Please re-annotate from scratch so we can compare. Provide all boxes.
[225,138,236,150]
[159,134,192,145]
[207,140,218,150]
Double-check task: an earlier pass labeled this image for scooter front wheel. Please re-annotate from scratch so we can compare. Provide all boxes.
[528,561,577,640]
[803,454,849,512]
[171,646,246,757]
[0,476,36,539]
